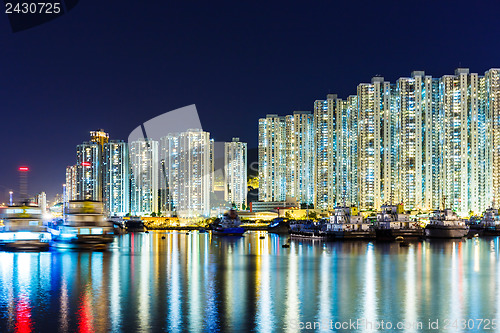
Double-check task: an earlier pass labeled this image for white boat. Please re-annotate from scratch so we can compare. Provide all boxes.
[425,209,468,239]
[375,204,423,240]
[0,205,51,250]
[325,207,375,240]
[49,200,114,248]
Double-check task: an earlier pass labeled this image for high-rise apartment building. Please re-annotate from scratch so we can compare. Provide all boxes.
[130,139,159,215]
[224,138,248,210]
[314,95,337,210]
[65,165,77,201]
[160,129,212,217]
[103,140,130,216]
[76,142,102,200]
[336,96,358,206]
[258,114,286,202]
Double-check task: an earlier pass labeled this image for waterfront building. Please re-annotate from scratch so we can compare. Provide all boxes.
[313,95,337,210]
[160,129,212,217]
[357,77,394,210]
[76,142,102,201]
[224,138,247,210]
[130,139,159,215]
[65,165,77,201]
[258,114,286,202]
[336,96,359,206]
[285,111,314,205]
[486,69,500,208]
[103,140,130,216]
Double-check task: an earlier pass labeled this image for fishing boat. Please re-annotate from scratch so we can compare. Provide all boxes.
[290,220,327,239]
[267,217,291,234]
[211,209,245,236]
[0,205,51,250]
[325,207,375,240]
[49,200,114,249]
[375,204,424,241]
[425,209,468,239]
[468,208,500,236]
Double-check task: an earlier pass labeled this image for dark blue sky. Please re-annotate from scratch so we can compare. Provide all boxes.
[1,0,499,202]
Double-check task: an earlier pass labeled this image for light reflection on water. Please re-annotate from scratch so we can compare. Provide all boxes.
[0,233,499,332]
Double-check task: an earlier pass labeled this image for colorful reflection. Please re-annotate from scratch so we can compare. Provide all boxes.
[0,234,499,331]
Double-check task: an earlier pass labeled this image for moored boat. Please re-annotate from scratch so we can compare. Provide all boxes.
[211,209,245,236]
[375,204,424,241]
[267,217,291,234]
[468,208,500,236]
[0,205,51,251]
[325,207,375,240]
[49,200,114,249]
[425,209,468,239]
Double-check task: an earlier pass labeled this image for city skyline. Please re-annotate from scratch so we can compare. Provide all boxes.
[259,67,500,217]
[2,1,500,203]
[8,66,500,219]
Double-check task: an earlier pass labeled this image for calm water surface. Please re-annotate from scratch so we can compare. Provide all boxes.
[0,231,499,332]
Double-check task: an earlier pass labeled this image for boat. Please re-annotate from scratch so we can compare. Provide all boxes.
[0,204,51,251]
[49,200,114,249]
[424,209,469,239]
[325,207,375,240]
[289,219,327,239]
[267,217,291,234]
[211,209,245,236]
[468,208,500,236]
[375,204,424,241]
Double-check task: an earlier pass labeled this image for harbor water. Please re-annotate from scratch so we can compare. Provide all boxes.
[0,231,499,332]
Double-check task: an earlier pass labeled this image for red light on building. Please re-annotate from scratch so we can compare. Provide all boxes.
[18,167,29,172]
[81,162,91,167]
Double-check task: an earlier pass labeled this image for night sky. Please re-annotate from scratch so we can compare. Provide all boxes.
[1,0,499,202]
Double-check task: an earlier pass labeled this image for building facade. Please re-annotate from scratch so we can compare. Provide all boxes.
[160,129,212,217]
[130,139,159,215]
[103,140,130,216]
[224,138,247,210]
[76,142,102,201]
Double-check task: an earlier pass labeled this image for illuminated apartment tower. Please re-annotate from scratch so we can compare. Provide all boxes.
[357,77,395,210]
[314,95,337,209]
[439,68,487,215]
[160,129,212,217]
[397,72,437,211]
[65,165,77,201]
[102,140,130,216]
[284,111,314,205]
[258,114,286,202]
[426,76,442,210]
[130,139,159,215]
[224,138,248,210]
[76,142,102,200]
[336,96,359,206]
[486,69,500,208]
[159,135,178,214]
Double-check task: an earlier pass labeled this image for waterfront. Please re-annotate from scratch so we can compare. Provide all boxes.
[0,232,499,332]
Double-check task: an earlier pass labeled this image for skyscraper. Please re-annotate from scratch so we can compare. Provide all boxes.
[103,140,130,216]
[160,129,212,217]
[357,77,394,210]
[76,142,101,200]
[130,139,159,215]
[336,96,358,206]
[314,95,337,210]
[65,165,77,201]
[285,111,314,205]
[224,138,247,210]
[258,114,286,202]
